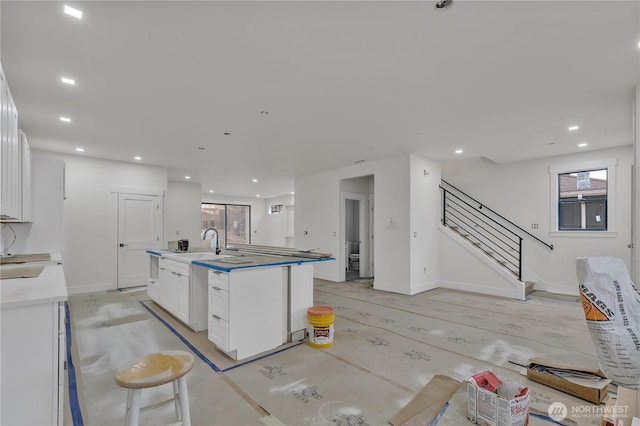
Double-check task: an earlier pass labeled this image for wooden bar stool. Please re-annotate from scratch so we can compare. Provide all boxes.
[115,350,195,426]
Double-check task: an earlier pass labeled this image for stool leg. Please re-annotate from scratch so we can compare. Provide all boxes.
[125,389,133,425]
[128,389,142,426]
[173,380,181,421]
[177,376,191,426]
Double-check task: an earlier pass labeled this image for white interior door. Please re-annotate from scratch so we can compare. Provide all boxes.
[117,193,162,289]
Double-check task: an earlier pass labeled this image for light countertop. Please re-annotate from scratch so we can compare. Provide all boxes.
[147,249,334,272]
[1,262,68,309]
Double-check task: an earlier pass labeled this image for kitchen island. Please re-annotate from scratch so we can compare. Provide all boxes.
[147,249,333,360]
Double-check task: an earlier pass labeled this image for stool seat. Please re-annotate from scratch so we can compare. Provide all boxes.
[116,350,195,389]
[115,350,195,426]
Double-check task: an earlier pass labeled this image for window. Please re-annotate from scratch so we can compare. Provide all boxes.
[550,159,618,235]
[557,168,608,231]
[201,203,251,248]
[269,204,284,215]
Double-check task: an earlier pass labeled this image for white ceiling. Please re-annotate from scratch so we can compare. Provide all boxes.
[2,1,639,198]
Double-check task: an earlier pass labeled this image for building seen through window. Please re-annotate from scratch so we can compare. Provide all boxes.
[201,203,251,248]
[558,169,607,231]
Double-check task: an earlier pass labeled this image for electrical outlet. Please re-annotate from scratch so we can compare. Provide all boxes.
[531,223,538,229]
[304,230,308,235]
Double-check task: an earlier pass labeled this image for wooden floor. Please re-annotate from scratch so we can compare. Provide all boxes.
[66,279,605,426]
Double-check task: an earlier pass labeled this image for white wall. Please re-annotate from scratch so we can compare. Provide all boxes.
[62,154,167,293]
[3,151,65,255]
[441,145,634,295]
[296,154,440,294]
[166,181,202,249]
[409,154,441,293]
[262,194,294,247]
[634,85,639,283]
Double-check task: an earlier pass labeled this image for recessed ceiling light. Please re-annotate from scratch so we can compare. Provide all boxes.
[455,149,463,154]
[256,194,260,197]
[75,147,84,152]
[578,142,588,148]
[60,116,71,123]
[252,178,258,183]
[291,192,295,195]
[209,190,214,193]
[185,176,191,180]
[61,77,75,86]
[134,156,142,161]
[64,5,83,19]
[568,125,580,131]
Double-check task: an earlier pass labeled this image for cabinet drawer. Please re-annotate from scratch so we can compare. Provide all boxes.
[160,258,189,276]
[208,284,228,320]
[208,313,229,351]
[208,270,229,291]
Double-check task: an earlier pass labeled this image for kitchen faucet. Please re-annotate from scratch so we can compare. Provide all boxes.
[202,228,221,255]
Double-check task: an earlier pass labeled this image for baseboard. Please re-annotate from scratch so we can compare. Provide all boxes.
[373,280,412,295]
[409,280,439,295]
[67,282,115,295]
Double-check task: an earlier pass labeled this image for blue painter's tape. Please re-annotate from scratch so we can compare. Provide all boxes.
[429,401,449,426]
[65,302,84,426]
[138,301,221,372]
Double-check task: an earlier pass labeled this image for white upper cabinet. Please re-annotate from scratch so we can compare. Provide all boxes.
[20,131,33,222]
[1,63,32,222]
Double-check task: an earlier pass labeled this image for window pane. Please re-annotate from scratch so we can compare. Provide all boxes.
[202,203,251,248]
[201,204,225,248]
[585,200,606,230]
[558,169,607,231]
[559,201,582,230]
[226,205,250,245]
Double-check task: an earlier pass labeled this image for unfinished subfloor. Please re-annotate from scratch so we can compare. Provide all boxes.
[66,279,604,426]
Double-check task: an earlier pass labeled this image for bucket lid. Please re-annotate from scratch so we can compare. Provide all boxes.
[307,306,334,316]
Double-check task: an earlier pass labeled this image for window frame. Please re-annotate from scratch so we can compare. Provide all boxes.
[557,169,608,231]
[201,202,252,247]
[549,158,618,237]
[269,204,284,215]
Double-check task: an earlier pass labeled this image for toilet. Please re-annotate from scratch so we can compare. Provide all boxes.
[348,242,360,271]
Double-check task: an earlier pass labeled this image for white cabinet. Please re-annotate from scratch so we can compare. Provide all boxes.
[149,257,207,331]
[207,267,284,360]
[1,263,67,425]
[20,131,33,222]
[0,63,32,222]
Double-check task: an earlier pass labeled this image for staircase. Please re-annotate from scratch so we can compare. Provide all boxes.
[440,180,553,294]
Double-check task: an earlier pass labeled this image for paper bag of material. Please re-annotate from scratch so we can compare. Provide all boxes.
[576,256,640,390]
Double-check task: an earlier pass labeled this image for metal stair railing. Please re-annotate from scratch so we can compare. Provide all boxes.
[440,180,553,282]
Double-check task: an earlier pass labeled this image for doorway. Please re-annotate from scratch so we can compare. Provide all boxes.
[341,175,374,282]
[113,188,163,289]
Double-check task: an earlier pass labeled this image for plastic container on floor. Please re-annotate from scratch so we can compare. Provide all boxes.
[307,306,335,348]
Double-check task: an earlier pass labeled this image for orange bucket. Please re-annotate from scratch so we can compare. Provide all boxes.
[307,306,335,348]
